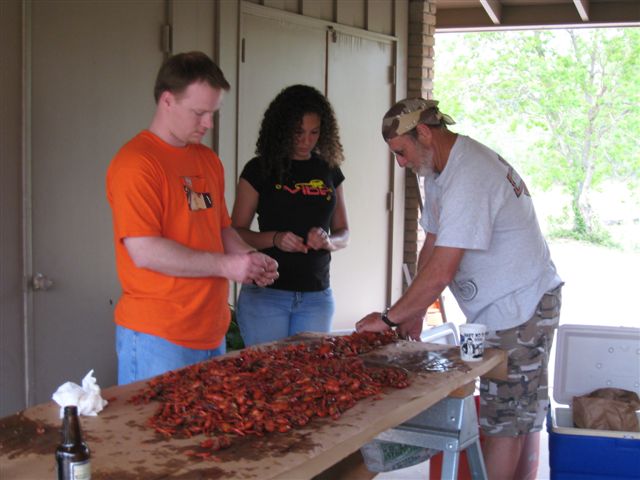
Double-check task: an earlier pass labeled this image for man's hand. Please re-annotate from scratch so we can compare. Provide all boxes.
[241,252,279,286]
[122,235,279,284]
[355,312,390,333]
[397,314,424,341]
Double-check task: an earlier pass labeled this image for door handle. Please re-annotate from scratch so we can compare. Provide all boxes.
[32,272,54,291]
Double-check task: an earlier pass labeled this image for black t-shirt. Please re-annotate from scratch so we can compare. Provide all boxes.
[240,155,345,291]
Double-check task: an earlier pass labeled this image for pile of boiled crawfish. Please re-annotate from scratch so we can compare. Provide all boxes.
[130,331,410,456]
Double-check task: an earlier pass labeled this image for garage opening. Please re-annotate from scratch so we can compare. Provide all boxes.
[429,27,639,330]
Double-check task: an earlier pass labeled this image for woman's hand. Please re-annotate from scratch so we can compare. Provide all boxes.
[306,227,331,251]
[274,231,308,253]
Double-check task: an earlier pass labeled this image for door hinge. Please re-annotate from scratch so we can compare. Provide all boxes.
[387,191,394,212]
[388,65,396,86]
[241,38,246,63]
[161,24,172,55]
[328,26,337,43]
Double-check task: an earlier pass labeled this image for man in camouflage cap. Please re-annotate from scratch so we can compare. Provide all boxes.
[381,98,455,140]
[357,97,563,480]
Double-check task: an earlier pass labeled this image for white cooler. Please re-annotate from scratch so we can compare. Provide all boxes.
[548,324,640,479]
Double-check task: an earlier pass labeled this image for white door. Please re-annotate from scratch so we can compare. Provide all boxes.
[327,30,395,329]
[238,8,327,176]
[237,6,395,331]
[28,0,164,404]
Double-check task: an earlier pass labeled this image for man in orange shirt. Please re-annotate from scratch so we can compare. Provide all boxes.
[107,51,278,384]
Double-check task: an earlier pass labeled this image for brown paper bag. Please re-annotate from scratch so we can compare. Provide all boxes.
[573,388,640,432]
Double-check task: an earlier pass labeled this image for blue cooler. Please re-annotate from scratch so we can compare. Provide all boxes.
[548,324,640,480]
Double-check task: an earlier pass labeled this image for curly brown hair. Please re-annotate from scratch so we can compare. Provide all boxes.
[255,85,344,181]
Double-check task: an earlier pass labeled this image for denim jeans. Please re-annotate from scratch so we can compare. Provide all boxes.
[115,325,226,385]
[236,284,335,346]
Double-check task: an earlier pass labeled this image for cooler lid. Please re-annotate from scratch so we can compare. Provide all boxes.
[553,324,640,405]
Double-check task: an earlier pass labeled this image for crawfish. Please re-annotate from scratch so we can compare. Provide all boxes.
[129,331,411,456]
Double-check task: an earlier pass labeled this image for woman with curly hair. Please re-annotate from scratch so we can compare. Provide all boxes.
[231,84,349,346]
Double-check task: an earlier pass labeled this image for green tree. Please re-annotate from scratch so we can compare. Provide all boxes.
[434,28,640,239]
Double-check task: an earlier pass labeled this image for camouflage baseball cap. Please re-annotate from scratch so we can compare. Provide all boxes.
[381,98,455,140]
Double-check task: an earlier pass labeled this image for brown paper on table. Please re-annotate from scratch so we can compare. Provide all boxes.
[572,388,640,432]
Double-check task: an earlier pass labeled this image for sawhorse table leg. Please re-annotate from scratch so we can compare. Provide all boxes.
[375,393,487,480]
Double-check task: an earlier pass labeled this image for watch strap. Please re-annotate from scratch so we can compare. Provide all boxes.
[381,307,399,328]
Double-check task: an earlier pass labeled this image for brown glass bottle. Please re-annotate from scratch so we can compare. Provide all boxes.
[56,405,91,480]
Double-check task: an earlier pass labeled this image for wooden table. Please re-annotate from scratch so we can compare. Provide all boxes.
[0,338,505,479]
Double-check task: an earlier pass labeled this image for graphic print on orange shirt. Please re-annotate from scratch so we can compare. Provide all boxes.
[182,176,213,211]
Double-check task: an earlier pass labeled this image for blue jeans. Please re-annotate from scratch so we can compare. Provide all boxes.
[236,284,335,346]
[115,325,226,385]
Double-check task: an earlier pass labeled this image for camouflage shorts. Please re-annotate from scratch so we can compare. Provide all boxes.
[479,285,563,437]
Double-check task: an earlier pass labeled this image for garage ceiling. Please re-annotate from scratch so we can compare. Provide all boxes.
[435,0,640,31]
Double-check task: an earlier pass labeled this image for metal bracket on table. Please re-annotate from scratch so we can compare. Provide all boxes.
[375,395,487,480]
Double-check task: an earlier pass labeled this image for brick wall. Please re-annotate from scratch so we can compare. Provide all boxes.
[403,0,436,286]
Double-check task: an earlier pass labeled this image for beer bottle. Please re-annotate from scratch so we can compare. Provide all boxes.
[56,405,91,480]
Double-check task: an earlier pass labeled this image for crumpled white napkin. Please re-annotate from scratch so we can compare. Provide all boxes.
[52,369,108,418]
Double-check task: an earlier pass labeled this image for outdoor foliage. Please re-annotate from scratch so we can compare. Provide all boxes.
[434,28,640,243]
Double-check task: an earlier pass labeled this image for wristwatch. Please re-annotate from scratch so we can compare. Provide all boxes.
[381,307,399,328]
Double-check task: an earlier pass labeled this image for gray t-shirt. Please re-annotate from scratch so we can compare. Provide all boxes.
[420,135,562,330]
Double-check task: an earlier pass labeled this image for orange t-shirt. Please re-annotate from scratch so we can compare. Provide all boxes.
[106,131,231,349]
